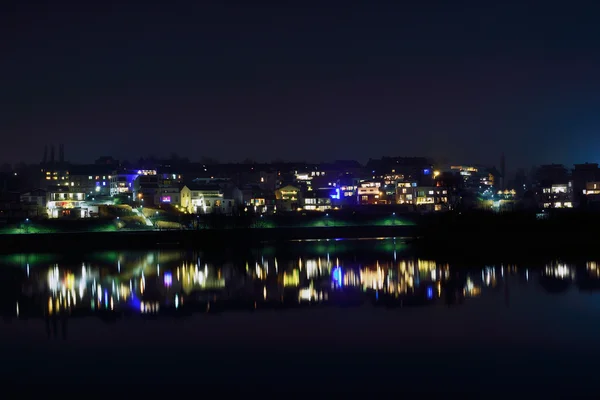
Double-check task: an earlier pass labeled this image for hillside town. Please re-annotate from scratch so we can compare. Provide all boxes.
[0,144,599,221]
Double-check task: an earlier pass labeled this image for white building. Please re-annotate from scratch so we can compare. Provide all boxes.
[539,182,574,209]
[46,189,97,218]
[180,184,238,214]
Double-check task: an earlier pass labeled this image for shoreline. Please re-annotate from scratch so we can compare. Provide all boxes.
[0,225,417,254]
[3,214,600,260]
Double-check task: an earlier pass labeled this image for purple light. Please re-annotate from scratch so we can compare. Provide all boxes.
[164,272,173,287]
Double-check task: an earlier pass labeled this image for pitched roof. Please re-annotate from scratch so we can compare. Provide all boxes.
[184,183,222,191]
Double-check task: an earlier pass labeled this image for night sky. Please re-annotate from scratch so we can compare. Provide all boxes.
[3,1,600,169]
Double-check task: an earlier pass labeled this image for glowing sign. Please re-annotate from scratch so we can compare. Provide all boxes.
[330,188,340,200]
[161,196,171,203]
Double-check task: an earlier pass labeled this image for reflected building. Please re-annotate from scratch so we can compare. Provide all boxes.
[5,247,600,322]
[540,263,575,293]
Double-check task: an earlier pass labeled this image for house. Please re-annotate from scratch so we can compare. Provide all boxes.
[69,164,114,196]
[180,183,238,215]
[538,182,574,209]
[20,189,47,217]
[46,188,96,218]
[396,182,417,205]
[110,170,138,196]
[20,189,47,207]
[134,172,159,206]
[584,182,600,209]
[303,188,334,212]
[414,186,449,212]
[275,185,301,212]
[241,185,276,214]
[357,181,385,205]
[0,191,24,218]
[155,187,181,206]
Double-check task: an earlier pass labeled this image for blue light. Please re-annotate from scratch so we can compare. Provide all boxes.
[129,292,141,311]
[332,267,343,287]
[423,169,431,175]
[330,188,340,200]
[426,287,433,299]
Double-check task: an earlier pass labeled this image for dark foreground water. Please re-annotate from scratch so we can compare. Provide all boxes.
[1,238,600,395]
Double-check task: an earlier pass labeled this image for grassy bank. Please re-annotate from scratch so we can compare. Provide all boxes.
[3,210,600,259]
[0,209,415,234]
[0,225,417,254]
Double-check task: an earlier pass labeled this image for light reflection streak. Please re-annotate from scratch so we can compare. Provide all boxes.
[6,249,600,321]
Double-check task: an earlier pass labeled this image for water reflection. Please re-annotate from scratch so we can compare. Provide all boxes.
[2,239,600,331]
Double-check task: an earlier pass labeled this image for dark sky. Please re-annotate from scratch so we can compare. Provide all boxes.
[3,1,600,169]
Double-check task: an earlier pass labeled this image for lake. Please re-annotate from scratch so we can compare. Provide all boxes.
[1,238,600,395]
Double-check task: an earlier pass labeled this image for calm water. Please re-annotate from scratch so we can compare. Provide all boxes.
[2,238,600,395]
